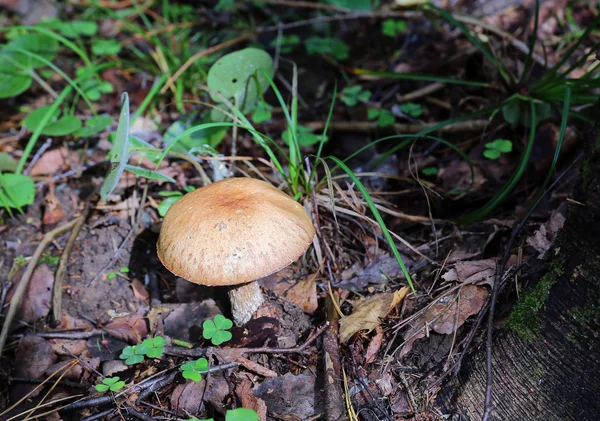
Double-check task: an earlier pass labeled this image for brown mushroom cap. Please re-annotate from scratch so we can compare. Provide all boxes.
[157,177,315,286]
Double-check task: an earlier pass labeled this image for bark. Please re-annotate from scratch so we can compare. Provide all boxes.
[438,127,600,420]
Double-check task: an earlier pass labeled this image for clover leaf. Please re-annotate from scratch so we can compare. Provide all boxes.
[484,139,513,160]
[95,376,125,393]
[119,345,146,365]
[141,336,166,358]
[180,358,209,382]
[202,315,233,346]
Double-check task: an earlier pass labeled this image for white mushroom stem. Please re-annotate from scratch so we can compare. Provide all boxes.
[228,281,264,326]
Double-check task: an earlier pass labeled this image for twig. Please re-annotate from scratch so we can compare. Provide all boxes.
[305,119,490,134]
[80,408,116,421]
[62,395,113,411]
[0,219,78,359]
[87,186,148,286]
[52,205,90,324]
[23,138,52,176]
[11,329,104,339]
[133,371,178,403]
[164,323,328,358]
[126,407,157,421]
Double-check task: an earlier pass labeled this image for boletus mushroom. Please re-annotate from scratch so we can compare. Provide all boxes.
[156,177,315,325]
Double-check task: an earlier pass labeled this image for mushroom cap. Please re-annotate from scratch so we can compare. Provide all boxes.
[157,177,315,286]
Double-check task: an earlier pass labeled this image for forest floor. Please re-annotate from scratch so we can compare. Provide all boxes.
[0,0,597,420]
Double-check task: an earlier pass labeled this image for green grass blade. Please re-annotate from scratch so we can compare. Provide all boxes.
[428,4,510,83]
[520,0,540,84]
[329,156,415,292]
[459,101,538,223]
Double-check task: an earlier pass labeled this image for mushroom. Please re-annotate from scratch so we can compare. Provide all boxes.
[156,177,315,326]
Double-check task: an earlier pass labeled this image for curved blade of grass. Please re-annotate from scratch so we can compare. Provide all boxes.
[427,4,510,83]
[323,133,475,194]
[519,0,540,84]
[537,12,600,84]
[535,84,570,201]
[348,67,489,87]
[458,101,537,223]
[329,156,415,292]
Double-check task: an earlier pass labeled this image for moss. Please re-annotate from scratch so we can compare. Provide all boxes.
[505,258,564,340]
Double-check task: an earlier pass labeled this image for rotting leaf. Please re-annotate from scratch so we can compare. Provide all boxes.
[442,259,497,287]
[400,285,488,357]
[339,287,408,343]
[526,210,565,259]
[15,263,54,323]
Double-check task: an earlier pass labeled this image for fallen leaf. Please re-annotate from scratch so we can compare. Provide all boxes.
[339,255,413,290]
[131,278,149,301]
[15,263,54,324]
[104,312,148,343]
[171,374,230,415]
[49,339,88,356]
[365,326,384,364]
[237,379,268,421]
[254,373,321,419]
[12,336,57,400]
[526,210,565,259]
[29,147,79,176]
[442,259,497,287]
[400,285,488,357]
[339,287,408,343]
[282,275,318,314]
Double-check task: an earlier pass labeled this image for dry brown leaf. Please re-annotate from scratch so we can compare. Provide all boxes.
[365,326,384,364]
[131,278,149,301]
[282,275,318,314]
[104,313,148,343]
[526,210,565,259]
[400,285,488,357]
[171,375,229,415]
[237,379,268,421]
[339,287,408,343]
[15,263,54,324]
[30,147,79,176]
[442,259,497,287]
[49,339,88,356]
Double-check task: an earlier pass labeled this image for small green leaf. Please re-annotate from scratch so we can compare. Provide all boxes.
[486,139,513,153]
[23,106,82,136]
[377,110,395,127]
[214,315,233,330]
[3,33,58,68]
[145,347,163,358]
[0,153,18,172]
[152,336,166,347]
[340,85,371,107]
[125,354,144,365]
[181,361,195,371]
[110,381,125,391]
[120,267,129,273]
[207,48,274,113]
[124,165,176,183]
[251,102,272,123]
[226,408,260,421]
[120,346,135,357]
[268,34,301,53]
[367,108,380,120]
[0,173,35,211]
[0,57,32,98]
[304,37,349,60]
[421,167,438,176]
[195,358,209,372]
[400,102,423,118]
[483,149,501,160]
[95,384,109,392]
[91,39,122,56]
[101,93,130,201]
[211,330,232,346]
[382,19,407,37]
[107,272,116,279]
[202,319,217,339]
[103,377,119,386]
[282,125,327,147]
[183,370,202,382]
[75,115,113,137]
[158,196,180,217]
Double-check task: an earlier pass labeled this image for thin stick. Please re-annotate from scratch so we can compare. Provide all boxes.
[52,205,90,323]
[0,219,78,359]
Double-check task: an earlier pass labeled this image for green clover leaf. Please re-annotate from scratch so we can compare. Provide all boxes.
[95,376,125,392]
[203,316,233,345]
[180,358,209,382]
